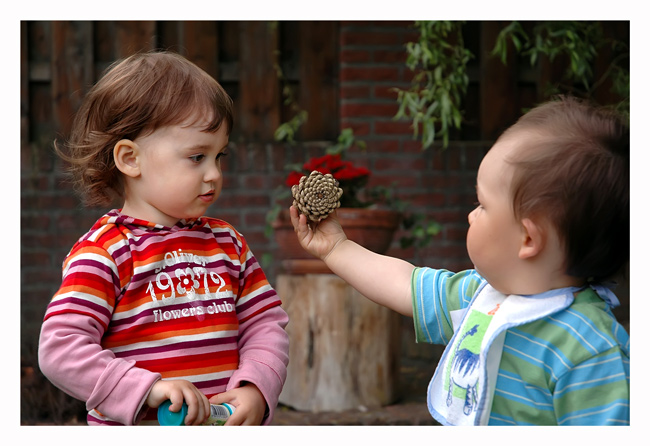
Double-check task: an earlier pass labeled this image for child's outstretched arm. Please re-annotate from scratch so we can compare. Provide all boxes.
[290,205,414,316]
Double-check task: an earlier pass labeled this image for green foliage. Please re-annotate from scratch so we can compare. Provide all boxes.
[492,21,629,120]
[325,128,367,155]
[394,21,472,149]
[401,214,443,249]
[274,110,308,144]
[273,46,309,144]
[396,21,629,149]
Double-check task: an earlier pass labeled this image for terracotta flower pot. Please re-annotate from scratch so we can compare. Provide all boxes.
[272,208,401,274]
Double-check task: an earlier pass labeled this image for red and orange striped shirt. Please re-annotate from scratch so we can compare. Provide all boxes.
[40,210,288,425]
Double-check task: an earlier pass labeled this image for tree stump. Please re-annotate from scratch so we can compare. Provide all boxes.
[277,273,401,412]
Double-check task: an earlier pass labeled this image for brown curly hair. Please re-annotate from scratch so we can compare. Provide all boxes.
[55,51,234,207]
[501,96,629,281]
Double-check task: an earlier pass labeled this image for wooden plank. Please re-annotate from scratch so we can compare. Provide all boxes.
[157,21,181,52]
[25,22,54,142]
[238,21,280,141]
[21,21,29,145]
[27,21,52,64]
[182,21,219,80]
[479,21,519,140]
[298,21,339,141]
[51,21,93,136]
[114,21,156,57]
[93,21,113,61]
[219,21,240,64]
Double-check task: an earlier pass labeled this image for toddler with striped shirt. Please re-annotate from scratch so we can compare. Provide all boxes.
[290,96,629,425]
[38,51,289,426]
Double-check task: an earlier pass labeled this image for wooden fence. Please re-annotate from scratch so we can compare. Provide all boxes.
[22,21,340,145]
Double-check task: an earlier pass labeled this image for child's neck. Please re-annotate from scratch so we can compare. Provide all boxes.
[503,263,585,296]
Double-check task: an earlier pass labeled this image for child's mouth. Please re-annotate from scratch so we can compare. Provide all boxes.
[199,191,214,202]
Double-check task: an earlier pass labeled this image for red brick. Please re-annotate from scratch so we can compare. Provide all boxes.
[21,174,50,192]
[217,193,269,209]
[431,150,445,170]
[46,195,80,210]
[374,156,426,172]
[369,174,419,189]
[365,140,400,153]
[21,251,52,267]
[447,191,476,206]
[21,214,50,231]
[429,209,472,224]
[373,49,407,64]
[340,49,370,63]
[340,67,399,83]
[403,191,446,208]
[56,214,83,232]
[221,174,236,189]
[446,225,469,242]
[374,120,413,135]
[341,31,405,46]
[420,244,469,261]
[245,212,269,228]
[423,174,463,189]
[340,103,398,119]
[239,174,278,190]
[340,85,371,100]
[401,140,429,154]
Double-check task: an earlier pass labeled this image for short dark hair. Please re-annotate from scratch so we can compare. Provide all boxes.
[55,51,234,207]
[502,96,629,281]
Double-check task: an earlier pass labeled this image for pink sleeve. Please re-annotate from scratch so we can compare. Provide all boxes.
[38,312,161,425]
[226,304,289,425]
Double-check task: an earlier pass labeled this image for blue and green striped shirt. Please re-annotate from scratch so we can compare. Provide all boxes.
[412,268,630,425]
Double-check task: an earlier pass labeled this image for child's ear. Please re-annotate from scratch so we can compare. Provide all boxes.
[113,139,141,178]
[519,217,545,260]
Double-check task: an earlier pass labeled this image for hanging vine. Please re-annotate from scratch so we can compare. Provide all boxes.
[393,21,472,149]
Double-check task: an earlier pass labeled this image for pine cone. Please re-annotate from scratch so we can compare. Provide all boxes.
[292,170,343,222]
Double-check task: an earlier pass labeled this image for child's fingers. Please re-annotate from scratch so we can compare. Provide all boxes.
[164,386,186,412]
[291,210,312,242]
[223,410,246,426]
[182,388,209,425]
[208,390,232,406]
[289,205,299,223]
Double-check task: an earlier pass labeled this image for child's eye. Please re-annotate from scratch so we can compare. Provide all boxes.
[189,154,205,163]
[216,152,228,160]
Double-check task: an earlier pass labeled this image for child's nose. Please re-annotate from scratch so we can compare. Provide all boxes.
[204,163,221,182]
[468,208,476,225]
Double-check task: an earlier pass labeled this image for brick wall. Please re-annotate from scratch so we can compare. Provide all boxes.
[336,22,484,358]
[20,22,487,366]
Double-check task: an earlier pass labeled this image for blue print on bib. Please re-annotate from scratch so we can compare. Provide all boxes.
[444,310,492,416]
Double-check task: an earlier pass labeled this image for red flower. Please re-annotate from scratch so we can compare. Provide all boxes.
[334,165,370,181]
[303,154,345,172]
[286,171,304,187]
